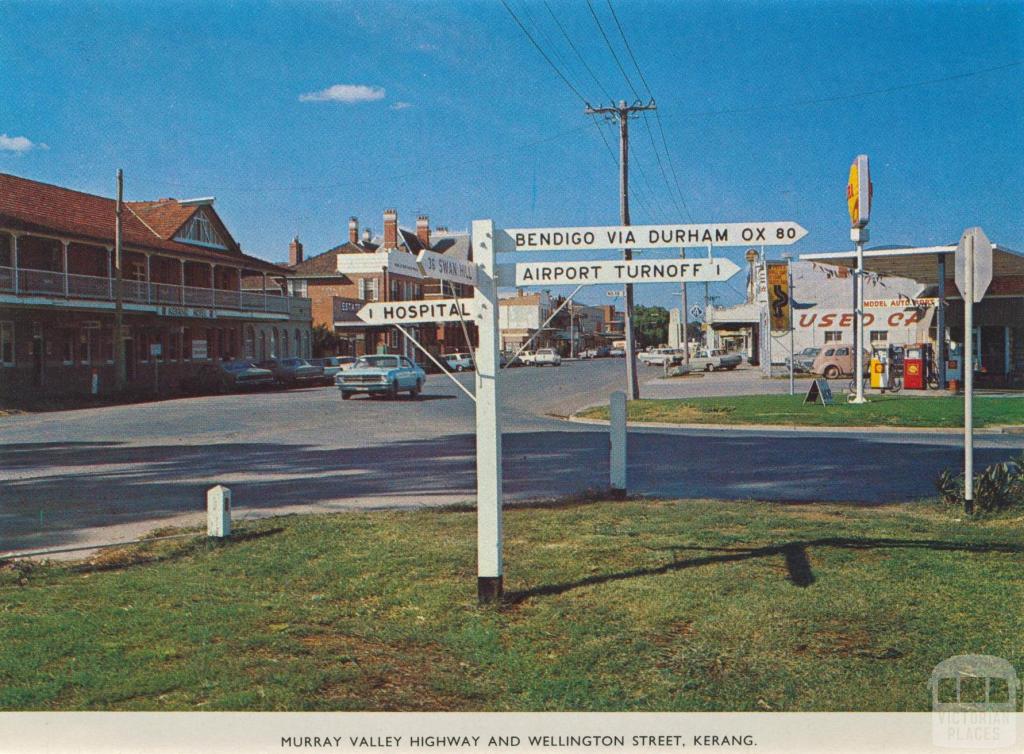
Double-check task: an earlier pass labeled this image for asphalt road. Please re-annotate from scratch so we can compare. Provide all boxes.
[1,359,1021,556]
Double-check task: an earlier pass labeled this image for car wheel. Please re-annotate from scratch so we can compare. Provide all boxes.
[340,391,352,400]
[410,379,423,398]
[389,379,399,399]
[705,363,714,372]
[824,365,840,379]
[455,364,464,372]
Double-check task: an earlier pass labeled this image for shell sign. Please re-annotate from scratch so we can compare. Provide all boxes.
[846,154,873,228]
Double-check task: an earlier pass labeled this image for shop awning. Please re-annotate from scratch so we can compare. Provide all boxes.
[799,243,1024,285]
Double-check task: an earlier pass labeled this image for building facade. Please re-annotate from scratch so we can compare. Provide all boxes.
[274,211,475,359]
[0,172,310,398]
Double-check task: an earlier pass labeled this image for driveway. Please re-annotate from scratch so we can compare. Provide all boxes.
[1,359,1019,556]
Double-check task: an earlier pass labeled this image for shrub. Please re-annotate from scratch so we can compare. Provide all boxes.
[936,454,1024,513]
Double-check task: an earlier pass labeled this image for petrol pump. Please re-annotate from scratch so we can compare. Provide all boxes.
[947,342,963,390]
[869,347,889,390]
[903,343,926,390]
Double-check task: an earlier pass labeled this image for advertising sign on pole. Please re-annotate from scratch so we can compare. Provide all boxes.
[847,155,872,229]
[766,262,791,332]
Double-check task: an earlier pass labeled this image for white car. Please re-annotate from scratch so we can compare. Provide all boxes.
[533,348,562,366]
[639,347,683,366]
[444,352,474,372]
[518,350,537,366]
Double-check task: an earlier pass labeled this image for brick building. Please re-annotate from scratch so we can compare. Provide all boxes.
[0,172,311,398]
[273,210,475,358]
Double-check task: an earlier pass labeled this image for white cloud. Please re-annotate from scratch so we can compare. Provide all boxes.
[390,101,413,111]
[298,84,386,104]
[0,133,47,153]
[416,43,437,53]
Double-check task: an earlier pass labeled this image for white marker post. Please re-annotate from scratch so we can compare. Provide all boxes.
[472,220,504,604]
[609,391,627,498]
[955,227,993,514]
[206,485,231,539]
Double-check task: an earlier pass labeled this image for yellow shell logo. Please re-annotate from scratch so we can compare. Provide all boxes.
[908,363,920,375]
[847,162,860,226]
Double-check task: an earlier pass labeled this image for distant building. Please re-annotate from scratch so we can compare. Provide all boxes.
[0,172,310,398]
[261,211,474,359]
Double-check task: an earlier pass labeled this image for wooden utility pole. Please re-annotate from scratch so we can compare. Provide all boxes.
[114,168,126,392]
[585,99,656,400]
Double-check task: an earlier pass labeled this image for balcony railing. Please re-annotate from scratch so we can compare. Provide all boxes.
[0,266,298,315]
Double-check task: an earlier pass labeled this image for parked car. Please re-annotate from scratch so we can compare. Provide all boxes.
[811,344,869,379]
[609,347,625,357]
[181,360,276,394]
[689,348,743,372]
[639,347,685,366]
[500,352,524,368]
[257,357,325,387]
[518,350,537,366]
[792,347,821,373]
[336,354,426,400]
[309,356,357,383]
[533,348,562,367]
[580,346,611,359]
[444,352,475,372]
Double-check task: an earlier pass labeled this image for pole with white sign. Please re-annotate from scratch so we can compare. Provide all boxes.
[512,258,741,286]
[501,221,808,252]
[416,249,477,287]
[355,299,479,325]
[955,227,993,514]
[472,219,503,604]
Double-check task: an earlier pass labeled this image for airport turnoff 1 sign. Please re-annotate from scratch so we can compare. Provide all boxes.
[416,249,477,287]
[513,258,741,286]
[355,298,479,325]
[501,221,807,252]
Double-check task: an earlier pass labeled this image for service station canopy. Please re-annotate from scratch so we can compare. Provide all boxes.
[497,221,808,253]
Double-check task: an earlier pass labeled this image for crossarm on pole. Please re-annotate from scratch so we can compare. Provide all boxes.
[503,284,584,369]
[393,323,476,402]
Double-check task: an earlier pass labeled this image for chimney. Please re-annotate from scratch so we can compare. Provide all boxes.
[416,215,430,248]
[348,217,359,245]
[289,236,303,266]
[362,227,372,245]
[383,208,398,249]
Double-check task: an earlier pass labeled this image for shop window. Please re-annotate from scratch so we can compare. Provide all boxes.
[282,330,290,358]
[870,330,888,343]
[824,331,843,343]
[0,322,13,365]
[245,326,255,359]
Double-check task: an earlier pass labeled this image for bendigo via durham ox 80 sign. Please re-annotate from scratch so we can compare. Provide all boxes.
[503,221,808,252]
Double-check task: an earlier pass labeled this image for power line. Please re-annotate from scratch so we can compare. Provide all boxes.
[517,0,589,100]
[499,0,588,104]
[584,0,641,101]
[665,59,1024,121]
[543,0,613,103]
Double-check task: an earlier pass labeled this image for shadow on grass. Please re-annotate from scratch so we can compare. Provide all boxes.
[502,537,1024,605]
[68,526,286,574]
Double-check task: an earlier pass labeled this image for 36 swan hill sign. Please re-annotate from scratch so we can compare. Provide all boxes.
[501,221,808,252]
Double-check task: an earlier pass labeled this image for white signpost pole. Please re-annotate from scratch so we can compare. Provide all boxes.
[955,226,993,515]
[609,391,627,498]
[963,233,975,512]
[472,219,504,604]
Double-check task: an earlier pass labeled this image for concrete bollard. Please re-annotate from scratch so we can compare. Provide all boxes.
[610,391,627,498]
[206,485,232,538]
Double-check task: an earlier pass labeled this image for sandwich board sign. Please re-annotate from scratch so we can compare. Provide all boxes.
[804,378,834,405]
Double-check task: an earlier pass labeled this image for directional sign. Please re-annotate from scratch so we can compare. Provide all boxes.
[955,227,993,304]
[416,249,477,287]
[514,258,741,286]
[501,221,807,252]
[337,250,423,278]
[356,298,479,325]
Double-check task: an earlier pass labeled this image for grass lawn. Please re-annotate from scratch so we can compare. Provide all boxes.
[577,394,1024,428]
[1,499,1021,712]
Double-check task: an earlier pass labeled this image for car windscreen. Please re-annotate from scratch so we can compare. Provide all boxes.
[223,362,256,371]
[356,356,399,369]
[281,359,306,366]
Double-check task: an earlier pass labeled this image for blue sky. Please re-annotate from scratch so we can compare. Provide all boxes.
[1,0,1021,308]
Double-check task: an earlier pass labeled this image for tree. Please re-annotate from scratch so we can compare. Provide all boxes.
[633,305,670,348]
[311,324,339,357]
